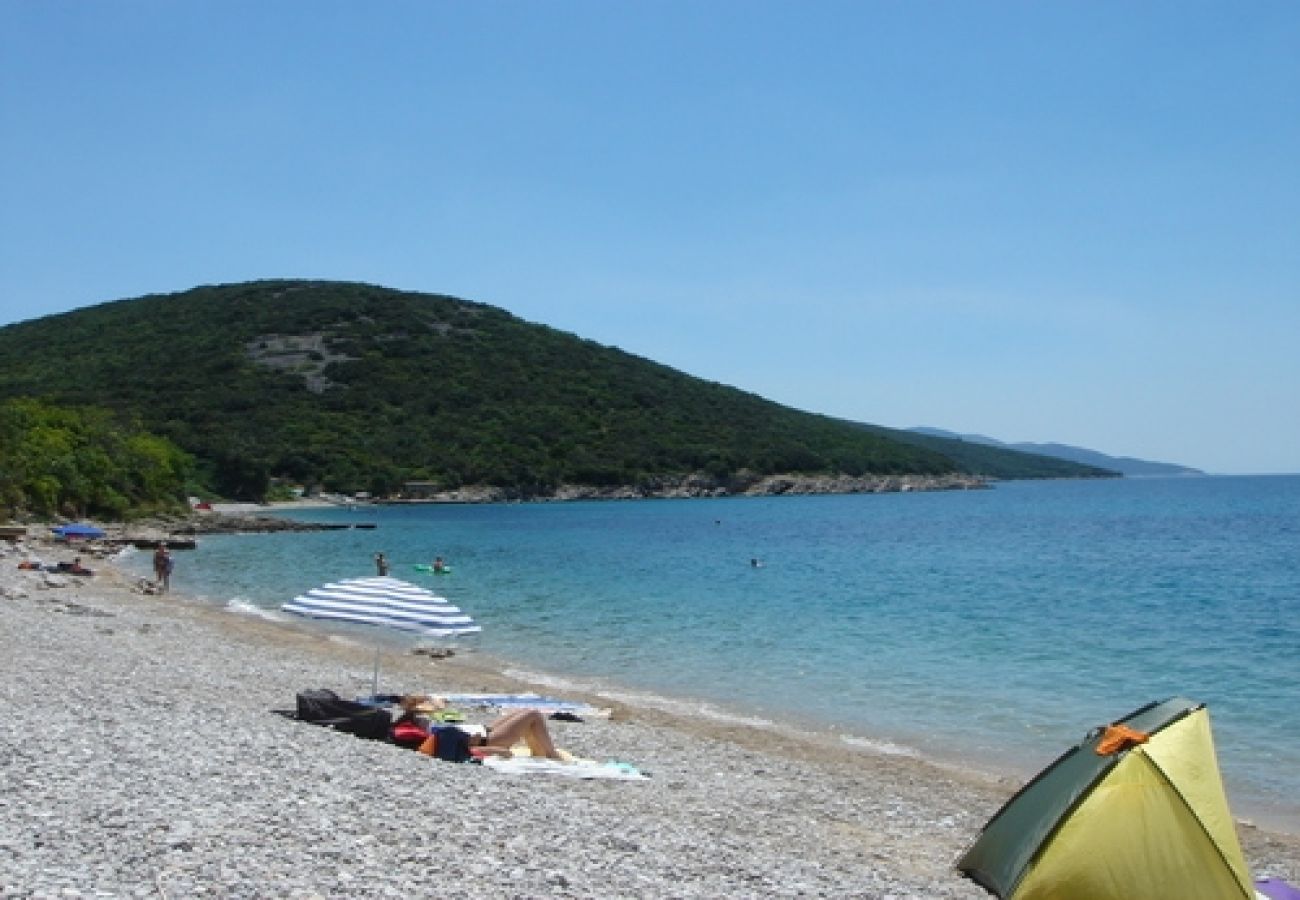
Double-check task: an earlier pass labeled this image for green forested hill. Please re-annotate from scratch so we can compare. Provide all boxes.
[0,280,1108,500]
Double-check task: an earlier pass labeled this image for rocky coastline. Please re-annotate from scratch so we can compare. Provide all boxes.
[0,514,360,553]
[387,472,988,505]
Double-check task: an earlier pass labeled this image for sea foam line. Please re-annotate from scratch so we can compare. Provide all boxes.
[504,667,781,728]
[223,597,290,623]
[503,666,925,759]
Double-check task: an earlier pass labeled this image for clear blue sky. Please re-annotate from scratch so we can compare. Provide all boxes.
[3,2,1297,474]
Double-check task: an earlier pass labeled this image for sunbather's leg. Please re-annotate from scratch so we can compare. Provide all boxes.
[483,709,560,759]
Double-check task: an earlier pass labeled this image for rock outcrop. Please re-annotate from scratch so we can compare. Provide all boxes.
[385,471,987,504]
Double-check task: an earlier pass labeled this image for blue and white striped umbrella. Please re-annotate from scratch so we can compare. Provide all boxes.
[282,576,481,637]
[283,576,480,697]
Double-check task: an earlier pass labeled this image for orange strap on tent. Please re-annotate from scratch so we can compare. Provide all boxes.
[1095,723,1150,755]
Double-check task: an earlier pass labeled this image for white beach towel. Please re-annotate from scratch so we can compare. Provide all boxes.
[440,693,612,718]
[481,755,648,780]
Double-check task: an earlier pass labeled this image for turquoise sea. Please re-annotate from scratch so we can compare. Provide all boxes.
[124,475,1300,830]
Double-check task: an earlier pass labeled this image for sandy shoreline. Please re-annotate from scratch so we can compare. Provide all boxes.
[3,534,1297,897]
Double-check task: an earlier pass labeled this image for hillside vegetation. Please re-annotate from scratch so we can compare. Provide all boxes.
[0,280,1110,502]
[0,397,191,518]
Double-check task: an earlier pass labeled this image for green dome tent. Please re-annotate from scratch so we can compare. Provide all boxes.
[957,697,1259,900]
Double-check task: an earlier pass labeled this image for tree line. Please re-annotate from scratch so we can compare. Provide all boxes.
[0,398,191,519]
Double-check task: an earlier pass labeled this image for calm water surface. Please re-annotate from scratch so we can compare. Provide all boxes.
[125,475,1300,829]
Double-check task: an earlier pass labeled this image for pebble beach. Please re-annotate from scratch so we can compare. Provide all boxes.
[3,530,1297,899]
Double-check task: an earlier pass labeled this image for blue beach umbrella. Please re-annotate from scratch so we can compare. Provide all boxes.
[282,576,481,697]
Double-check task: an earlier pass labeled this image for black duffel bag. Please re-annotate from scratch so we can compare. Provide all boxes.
[295,688,392,741]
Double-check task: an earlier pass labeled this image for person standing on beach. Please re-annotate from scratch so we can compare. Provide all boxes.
[153,543,173,592]
[374,552,389,576]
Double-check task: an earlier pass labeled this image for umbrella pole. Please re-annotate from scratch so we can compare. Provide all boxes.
[371,645,381,701]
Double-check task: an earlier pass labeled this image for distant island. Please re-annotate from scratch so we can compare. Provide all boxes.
[908,428,1202,477]
[0,280,1115,518]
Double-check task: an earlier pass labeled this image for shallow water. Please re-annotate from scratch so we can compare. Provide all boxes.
[126,475,1300,829]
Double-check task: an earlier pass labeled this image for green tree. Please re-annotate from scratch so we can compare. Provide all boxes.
[0,397,192,518]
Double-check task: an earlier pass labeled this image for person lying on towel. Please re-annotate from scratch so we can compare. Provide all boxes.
[54,557,94,576]
[391,694,563,763]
